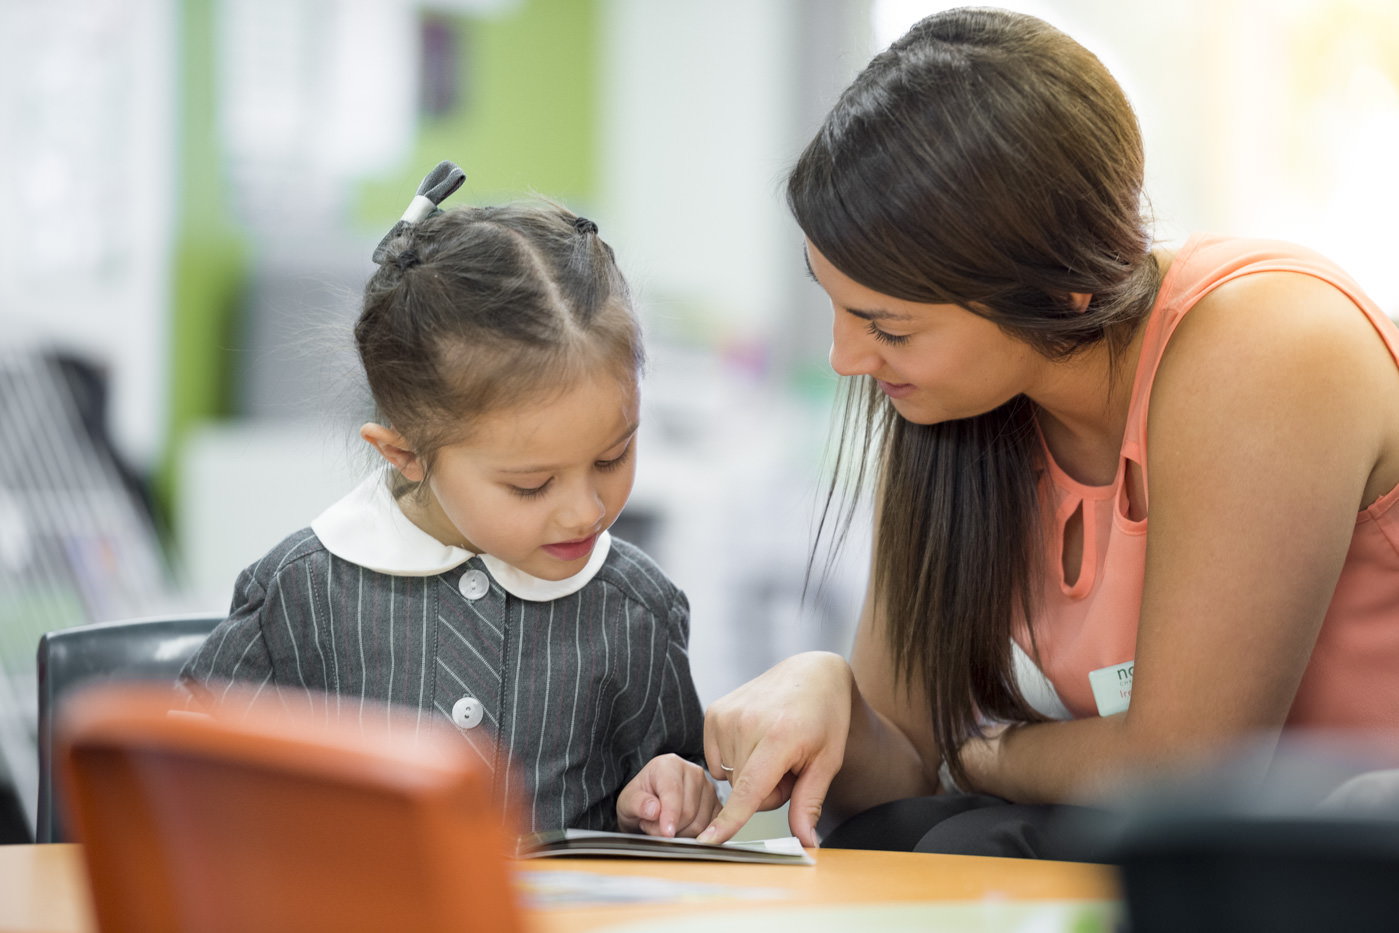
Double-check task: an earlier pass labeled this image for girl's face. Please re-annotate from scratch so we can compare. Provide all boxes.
[417,369,640,581]
[806,240,1042,425]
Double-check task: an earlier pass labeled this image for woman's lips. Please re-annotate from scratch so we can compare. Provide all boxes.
[876,379,915,399]
[542,533,598,562]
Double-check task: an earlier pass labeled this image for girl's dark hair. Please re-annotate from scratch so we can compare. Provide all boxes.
[790,8,1158,784]
[356,202,641,490]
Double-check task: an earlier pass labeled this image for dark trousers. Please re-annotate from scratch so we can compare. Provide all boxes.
[819,793,1110,863]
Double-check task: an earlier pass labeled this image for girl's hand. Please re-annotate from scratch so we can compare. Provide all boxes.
[697,651,854,847]
[616,753,722,837]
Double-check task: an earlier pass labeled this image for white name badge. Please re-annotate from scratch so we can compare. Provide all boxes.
[1088,660,1134,716]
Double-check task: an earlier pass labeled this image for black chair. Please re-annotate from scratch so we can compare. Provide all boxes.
[1097,736,1399,933]
[36,613,224,843]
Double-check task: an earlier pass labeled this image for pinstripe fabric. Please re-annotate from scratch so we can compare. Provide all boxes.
[178,531,704,833]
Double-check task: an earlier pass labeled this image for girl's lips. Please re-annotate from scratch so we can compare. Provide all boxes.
[876,379,915,399]
[542,533,598,562]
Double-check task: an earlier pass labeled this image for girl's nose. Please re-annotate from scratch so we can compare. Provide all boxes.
[561,482,606,533]
[828,314,881,377]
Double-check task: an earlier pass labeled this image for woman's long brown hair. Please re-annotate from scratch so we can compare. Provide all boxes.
[791,8,1159,786]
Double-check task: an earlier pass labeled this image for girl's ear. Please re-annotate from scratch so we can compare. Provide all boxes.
[360,423,425,482]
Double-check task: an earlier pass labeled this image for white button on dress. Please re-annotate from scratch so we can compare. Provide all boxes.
[451,696,485,729]
[458,568,490,600]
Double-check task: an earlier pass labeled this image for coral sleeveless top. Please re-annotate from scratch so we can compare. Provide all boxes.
[1016,234,1399,727]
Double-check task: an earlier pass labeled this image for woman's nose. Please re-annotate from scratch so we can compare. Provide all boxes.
[828,314,880,377]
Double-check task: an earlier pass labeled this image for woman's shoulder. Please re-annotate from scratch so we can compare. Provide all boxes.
[1151,238,1399,505]
[1156,234,1389,364]
[1168,232,1342,271]
[1176,248,1389,362]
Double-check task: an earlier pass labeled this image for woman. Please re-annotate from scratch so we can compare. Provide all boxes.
[697,7,1399,858]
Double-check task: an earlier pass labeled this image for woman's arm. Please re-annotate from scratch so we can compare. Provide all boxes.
[960,271,1399,803]
[700,503,942,845]
[833,582,944,815]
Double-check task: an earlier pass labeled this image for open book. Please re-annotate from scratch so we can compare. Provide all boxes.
[515,829,814,865]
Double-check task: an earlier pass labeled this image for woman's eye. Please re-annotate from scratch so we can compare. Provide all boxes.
[510,481,551,499]
[596,443,634,472]
[866,321,911,347]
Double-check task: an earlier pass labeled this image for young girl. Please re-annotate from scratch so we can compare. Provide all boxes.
[180,161,719,839]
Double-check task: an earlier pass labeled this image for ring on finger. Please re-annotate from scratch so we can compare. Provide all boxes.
[720,763,735,773]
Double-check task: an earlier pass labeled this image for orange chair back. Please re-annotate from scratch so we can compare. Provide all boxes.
[57,685,525,933]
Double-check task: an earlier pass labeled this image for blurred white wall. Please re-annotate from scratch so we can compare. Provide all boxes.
[595,0,873,702]
[598,0,800,349]
[0,0,177,468]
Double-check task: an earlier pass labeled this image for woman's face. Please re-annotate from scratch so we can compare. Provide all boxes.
[806,240,1041,425]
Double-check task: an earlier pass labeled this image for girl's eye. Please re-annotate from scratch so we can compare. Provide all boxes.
[866,321,911,347]
[596,442,634,473]
[510,480,551,499]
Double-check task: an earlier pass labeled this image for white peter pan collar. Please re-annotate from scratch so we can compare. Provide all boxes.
[311,472,611,602]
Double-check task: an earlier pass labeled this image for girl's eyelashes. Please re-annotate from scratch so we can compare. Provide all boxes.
[595,441,634,472]
[506,442,633,498]
[866,321,911,347]
[510,480,552,499]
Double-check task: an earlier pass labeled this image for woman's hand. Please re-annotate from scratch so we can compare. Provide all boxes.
[616,753,723,837]
[697,651,855,847]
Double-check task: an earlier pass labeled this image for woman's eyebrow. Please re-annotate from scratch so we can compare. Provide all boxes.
[844,306,912,323]
[803,250,914,322]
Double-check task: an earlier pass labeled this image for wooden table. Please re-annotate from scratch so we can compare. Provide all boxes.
[0,843,1122,932]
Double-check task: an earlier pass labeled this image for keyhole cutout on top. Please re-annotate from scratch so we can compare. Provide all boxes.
[1061,499,1085,588]
[1121,456,1147,522]
[1060,457,1146,589]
